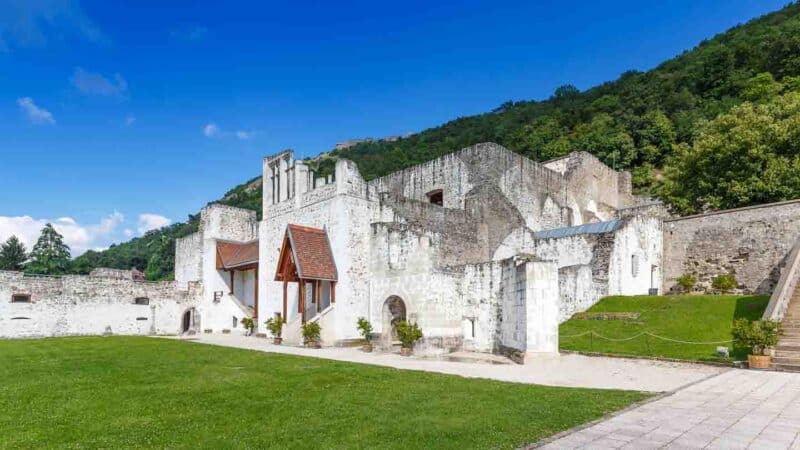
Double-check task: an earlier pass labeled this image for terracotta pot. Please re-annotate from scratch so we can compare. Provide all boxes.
[748,354,771,369]
[362,342,373,353]
[306,339,321,349]
[400,347,413,357]
[273,337,283,345]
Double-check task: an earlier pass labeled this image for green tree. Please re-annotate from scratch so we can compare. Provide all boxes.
[26,224,71,275]
[144,234,176,281]
[740,72,782,102]
[0,236,28,271]
[661,91,800,214]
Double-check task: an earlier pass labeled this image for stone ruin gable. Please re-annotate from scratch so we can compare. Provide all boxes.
[262,149,369,220]
[0,270,201,338]
[663,199,800,294]
[365,142,580,231]
[373,185,527,267]
[560,151,635,211]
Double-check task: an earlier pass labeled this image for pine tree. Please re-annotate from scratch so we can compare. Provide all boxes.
[26,224,72,275]
[0,235,28,271]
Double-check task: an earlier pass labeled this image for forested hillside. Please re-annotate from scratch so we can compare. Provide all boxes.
[72,2,800,279]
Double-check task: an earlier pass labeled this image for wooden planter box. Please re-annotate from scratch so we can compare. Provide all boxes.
[748,354,771,369]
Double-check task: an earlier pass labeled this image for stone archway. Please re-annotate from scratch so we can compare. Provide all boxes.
[181,307,199,335]
[381,296,406,349]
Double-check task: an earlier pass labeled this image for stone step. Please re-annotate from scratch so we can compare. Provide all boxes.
[772,356,800,365]
[770,363,800,372]
[777,344,800,352]
[775,349,800,358]
[778,339,800,347]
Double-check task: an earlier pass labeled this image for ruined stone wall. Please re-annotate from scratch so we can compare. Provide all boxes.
[0,271,200,338]
[663,200,800,294]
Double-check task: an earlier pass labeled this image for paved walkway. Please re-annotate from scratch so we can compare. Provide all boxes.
[538,369,800,449]
[175,334,722,392]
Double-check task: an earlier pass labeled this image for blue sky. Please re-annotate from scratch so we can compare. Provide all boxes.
[0,0,789,255]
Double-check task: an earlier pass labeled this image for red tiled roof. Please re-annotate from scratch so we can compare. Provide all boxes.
[283,224,337,281]
[216,240,259,270]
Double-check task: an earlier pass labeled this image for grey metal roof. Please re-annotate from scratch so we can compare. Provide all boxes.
[534,219,622,240]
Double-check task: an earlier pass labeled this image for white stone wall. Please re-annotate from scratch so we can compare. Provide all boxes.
[259,156,373,345]
[608,215,663,296]
[175,231,202,284]
[0,271,200,338]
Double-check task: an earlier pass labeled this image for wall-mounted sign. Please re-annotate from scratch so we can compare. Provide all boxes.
[213,291,224,302]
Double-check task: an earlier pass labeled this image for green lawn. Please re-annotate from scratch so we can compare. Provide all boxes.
[559,295,769,362]
[0,337,647,449]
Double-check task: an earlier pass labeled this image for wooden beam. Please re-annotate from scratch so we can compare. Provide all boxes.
[331,281,336,303]
[299,279,305,322]
[229,270,234,295]
[254,268,259,320]
[316,280,321,312]
[282,281,288,320]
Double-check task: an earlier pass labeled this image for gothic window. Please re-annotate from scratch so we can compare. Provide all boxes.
[427,189,443,206]
[11,294,31,303]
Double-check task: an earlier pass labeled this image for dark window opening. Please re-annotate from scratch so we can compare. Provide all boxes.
[427,189,443,206]
[11,294,31,303]
[136,317,148,321]
[134,297,149,305]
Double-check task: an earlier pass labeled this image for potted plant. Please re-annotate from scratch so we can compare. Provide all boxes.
[240,317,255,336]
[301,321,322,348]
[395,320,423,356]
[732,318,781,369]
[265,316,285,345]
[356,317,374,352]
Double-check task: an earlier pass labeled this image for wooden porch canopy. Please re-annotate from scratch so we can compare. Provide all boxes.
[274,224,337,322]
[216,239,259,317]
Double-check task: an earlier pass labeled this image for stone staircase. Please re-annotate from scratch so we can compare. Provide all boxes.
[772,288,800,372]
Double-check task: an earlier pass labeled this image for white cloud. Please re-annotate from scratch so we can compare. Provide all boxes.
[0,0,107,50]
[137,214,171,235]
[235,130,255,140]
[125,115,136,126]
[0,212,124,257]
[71,67,127,97]
[17,97,55,124]
[123,228,134,237]
[204,123,258,140]
[203,123,220,137]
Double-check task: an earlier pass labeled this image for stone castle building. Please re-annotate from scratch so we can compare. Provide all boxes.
[175,142,662,358]
[4,142,800,362]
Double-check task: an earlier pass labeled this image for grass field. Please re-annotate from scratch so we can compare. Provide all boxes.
[0,337,647,449]
[559,295,769,362]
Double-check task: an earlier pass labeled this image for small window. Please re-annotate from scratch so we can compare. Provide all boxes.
[233,316,238,328]
[134,297,149,306]
[426,189,443,207]
[11,294,31,303]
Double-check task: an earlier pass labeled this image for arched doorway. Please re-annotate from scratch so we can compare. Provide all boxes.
[181,308,199,335]
[381,296,406,349]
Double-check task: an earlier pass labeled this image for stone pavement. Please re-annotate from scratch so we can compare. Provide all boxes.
[172,334,722,392]
[537,369,800,449]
